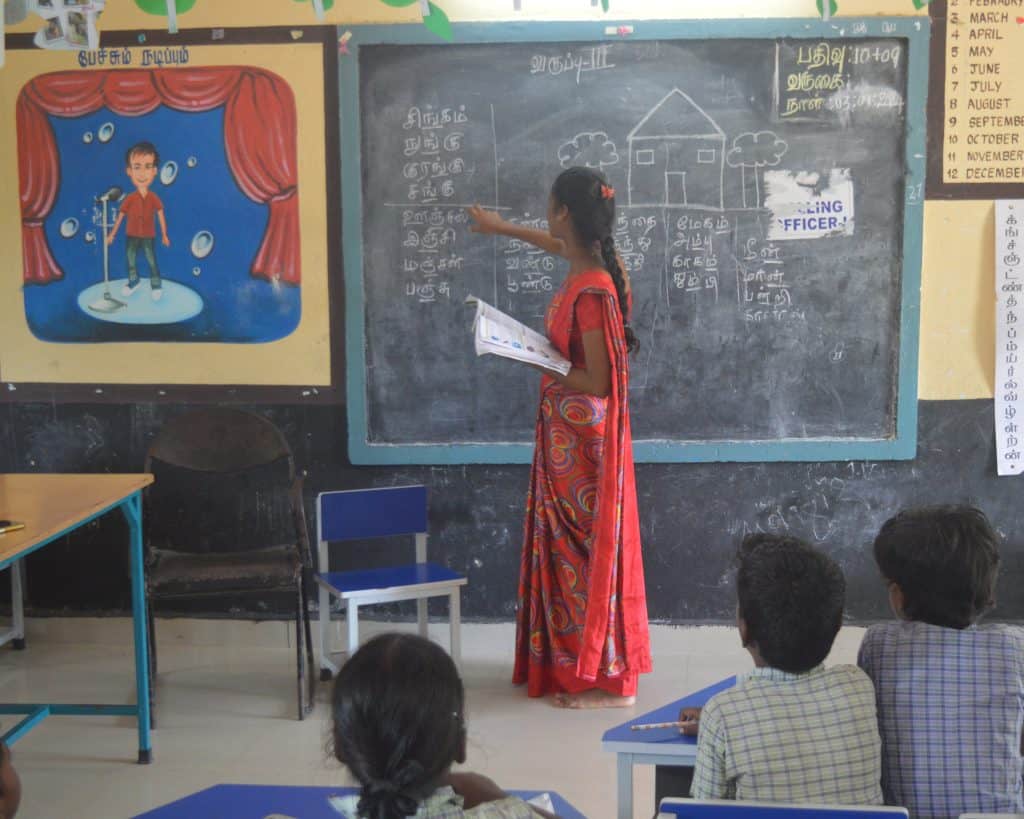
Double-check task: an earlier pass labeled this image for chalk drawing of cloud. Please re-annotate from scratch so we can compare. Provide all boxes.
[558,132,620,169]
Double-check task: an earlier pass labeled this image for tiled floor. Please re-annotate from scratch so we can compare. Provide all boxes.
[0,618,867,819]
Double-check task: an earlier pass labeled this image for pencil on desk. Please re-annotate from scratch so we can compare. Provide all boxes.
[630,720,693,731]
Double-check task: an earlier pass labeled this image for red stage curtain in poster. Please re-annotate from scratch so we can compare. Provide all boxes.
[17,68,300,286]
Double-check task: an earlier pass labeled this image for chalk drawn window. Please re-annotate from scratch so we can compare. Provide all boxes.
[635,149,655,166]
[697,149,717,164]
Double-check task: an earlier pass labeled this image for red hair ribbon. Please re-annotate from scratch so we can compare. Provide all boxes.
[600,184,615,200]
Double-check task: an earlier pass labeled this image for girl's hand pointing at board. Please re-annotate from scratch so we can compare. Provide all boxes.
[467,204,507,235]
[467,204,567,257]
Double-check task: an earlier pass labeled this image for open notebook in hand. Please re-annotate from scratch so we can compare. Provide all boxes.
[466,295,571,376]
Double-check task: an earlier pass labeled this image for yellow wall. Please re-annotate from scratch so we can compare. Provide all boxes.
[1,0,928,28]
[3,0,993,399]
[921,200,994,400]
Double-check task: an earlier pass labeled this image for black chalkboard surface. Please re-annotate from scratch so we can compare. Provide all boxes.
[342,20,929,464]
[5,399,1021,622]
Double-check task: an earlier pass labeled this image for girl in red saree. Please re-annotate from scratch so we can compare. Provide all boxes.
[468,167,652,707]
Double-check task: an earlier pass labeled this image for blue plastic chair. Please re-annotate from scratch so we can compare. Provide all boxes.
[658,800,908,819]
[314,485,467,678]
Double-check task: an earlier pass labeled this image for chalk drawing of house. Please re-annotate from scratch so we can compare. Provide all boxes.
[627,88,726,210]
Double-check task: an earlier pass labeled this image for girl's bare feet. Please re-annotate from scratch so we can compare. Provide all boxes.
[552,690,636,709]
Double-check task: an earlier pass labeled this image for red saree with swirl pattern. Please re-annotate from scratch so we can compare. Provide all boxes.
[513,269,652,697]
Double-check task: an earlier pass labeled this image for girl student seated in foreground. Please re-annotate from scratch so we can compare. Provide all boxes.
[331,633,560,819]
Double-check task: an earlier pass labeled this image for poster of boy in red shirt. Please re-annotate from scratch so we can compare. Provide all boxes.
[107,141,170,302]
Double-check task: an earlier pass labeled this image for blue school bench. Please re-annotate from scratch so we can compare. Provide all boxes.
[602,677,736,819]
[657,799,908,818]
[132,784,587,818]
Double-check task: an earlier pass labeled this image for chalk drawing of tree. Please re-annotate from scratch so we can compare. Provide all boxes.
[726,131,788,208]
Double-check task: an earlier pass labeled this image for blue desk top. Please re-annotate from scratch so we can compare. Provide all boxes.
[133,784,586,819]
[658,799,908,818]
[601,677,736,757]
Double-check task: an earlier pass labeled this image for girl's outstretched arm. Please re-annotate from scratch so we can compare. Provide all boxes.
[467,204,567,258]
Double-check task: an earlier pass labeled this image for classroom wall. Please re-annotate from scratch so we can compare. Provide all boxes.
[1,0,1016,623]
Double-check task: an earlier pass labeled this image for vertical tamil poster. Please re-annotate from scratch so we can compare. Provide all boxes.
[995,199,1024,474]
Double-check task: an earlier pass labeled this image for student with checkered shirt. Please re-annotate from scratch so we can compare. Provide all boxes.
[858,506,1024,819]
[682,533,883,804]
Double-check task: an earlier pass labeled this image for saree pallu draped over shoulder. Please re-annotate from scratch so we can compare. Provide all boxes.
[513,269,652,697]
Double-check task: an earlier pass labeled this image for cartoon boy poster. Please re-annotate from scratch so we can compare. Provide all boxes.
[4,39,338,393]
[13,63,316,352]
[107,141,170,301]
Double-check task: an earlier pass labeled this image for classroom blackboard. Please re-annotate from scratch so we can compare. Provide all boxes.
[342,19,929,464]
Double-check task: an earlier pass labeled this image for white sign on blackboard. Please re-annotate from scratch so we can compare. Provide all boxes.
[995,200,1024,476]
[764,168,855,241]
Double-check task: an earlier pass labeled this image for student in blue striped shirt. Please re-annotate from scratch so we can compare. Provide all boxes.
[858,505,1024,819]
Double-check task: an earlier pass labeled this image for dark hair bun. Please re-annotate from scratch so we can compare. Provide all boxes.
[331,635,465,819]
[358,776,421,819]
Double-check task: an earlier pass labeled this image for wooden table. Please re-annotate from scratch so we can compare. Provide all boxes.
[0,473,154,763]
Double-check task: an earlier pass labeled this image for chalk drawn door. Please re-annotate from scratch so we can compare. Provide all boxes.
[666,171,687,206]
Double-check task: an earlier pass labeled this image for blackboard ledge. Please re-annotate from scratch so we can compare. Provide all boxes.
[349,437,917,465]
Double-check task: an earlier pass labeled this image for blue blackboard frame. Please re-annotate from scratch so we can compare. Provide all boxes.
[341,17,929,465]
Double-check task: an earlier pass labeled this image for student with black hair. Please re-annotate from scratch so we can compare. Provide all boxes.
[330,633,559,819]
[467,167,651,709]
[858,505,1024,819]
[682,534,882,803]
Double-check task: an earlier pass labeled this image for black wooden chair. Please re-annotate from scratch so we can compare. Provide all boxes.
[143,408,315,721]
